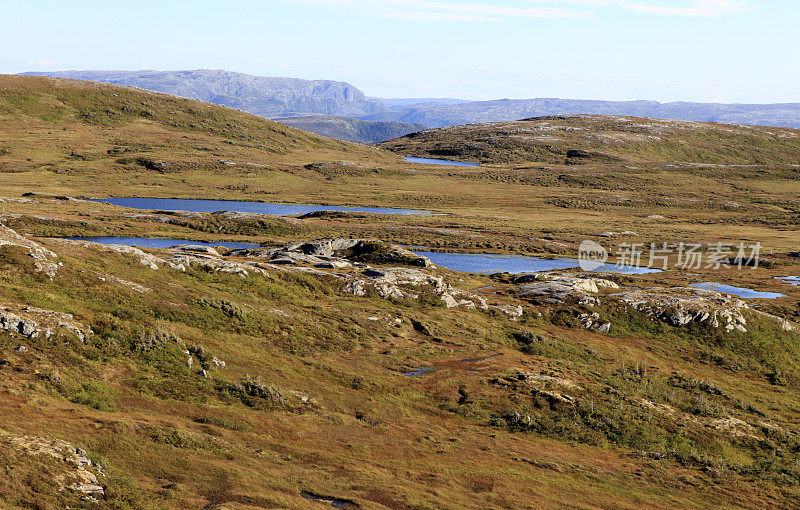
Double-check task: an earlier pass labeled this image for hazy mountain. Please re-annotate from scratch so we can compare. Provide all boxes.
[375,97,471,108]
[21,69,388,118]
[360,97,800,129]
[275,115,425,144]
[22,70,800,131]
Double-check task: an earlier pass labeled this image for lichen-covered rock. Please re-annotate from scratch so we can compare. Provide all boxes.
[578,312,600,329]
[441,288,488,310]
[0,224,59,277]
[514,273,619,290]
[342,267,487,311]
[515,273,618,306]
[232,238,431,268]
[172,244,221,257]
[612,287,749,332]
[0,428,105,497]
[493,304,524,320]
[94,273,151,293]
[57,239,172,270]
[0,305,91,341]
[166,252,268,277]
[343,280,368,297]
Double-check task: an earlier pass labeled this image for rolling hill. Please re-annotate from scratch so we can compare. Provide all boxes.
[362,97,800,129]
[22,70,800,134]
[379,114,800,165]
[0,74,395,190]
[275,114,425,144]
[21,69,388,118]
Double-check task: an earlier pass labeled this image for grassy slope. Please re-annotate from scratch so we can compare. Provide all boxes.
[0,74,397,203]
[1,77,800,508]
[2,235,800,509]
[378,114,800,165]
[2,77,799,256]
[275,115,425,144]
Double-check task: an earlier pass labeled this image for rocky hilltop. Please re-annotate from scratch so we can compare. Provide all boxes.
[22,69,388,118]
[379,114,800,165]
[362,97,800,129]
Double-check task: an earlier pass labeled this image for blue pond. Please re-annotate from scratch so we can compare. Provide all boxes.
[776,276,800,286]
[414,250,660,275]
[88,197,429,216]
[65,237,260,250]
[690,282,786,299]
[403,156,480,167]
[401,367,437,376]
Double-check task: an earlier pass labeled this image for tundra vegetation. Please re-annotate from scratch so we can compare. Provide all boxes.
[1,75,800,509]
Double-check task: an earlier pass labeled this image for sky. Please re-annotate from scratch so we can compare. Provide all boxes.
[2,0,797,103]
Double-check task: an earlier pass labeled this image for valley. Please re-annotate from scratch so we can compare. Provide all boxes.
[1,75,800,509]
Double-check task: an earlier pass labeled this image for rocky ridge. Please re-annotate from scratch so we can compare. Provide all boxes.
[612,287,750,332]
[6,227,798,334]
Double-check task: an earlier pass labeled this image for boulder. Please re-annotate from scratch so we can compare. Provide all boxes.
[0,306,91,341]
[172,244,221,257]
[517,281,595,305]
[494,304,524,320]
[239,238,431,268]
[515,273,617,306]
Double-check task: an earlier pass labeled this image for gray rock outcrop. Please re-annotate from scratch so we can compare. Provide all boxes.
[0,224,59,277]
[612,287,750,332]
[0,306,92,341]
[230,238,431,269]
[516,273,618,306]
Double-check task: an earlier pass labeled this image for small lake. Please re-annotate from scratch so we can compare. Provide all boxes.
[401,367,437,376]
[690,282,786,299]
[64,237,260,250]
[776,276,800,286]
[415,250,661,275]
[403,156,480,167]
[88,198,430,216]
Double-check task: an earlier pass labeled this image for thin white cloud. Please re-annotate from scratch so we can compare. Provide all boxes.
[362,7,504,22]
[272,0,588,20]
[25,58,57,66]
[618,0,747,16]
[522,0,748,16]
[265,0,749,21]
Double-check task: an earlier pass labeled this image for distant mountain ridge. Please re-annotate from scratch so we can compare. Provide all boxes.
[21,69,800,135]
[360,97,800,129]
[374,97,471,108]
[21,69,388,118]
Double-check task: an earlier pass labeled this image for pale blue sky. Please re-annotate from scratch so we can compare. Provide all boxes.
[2,0,796,102]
